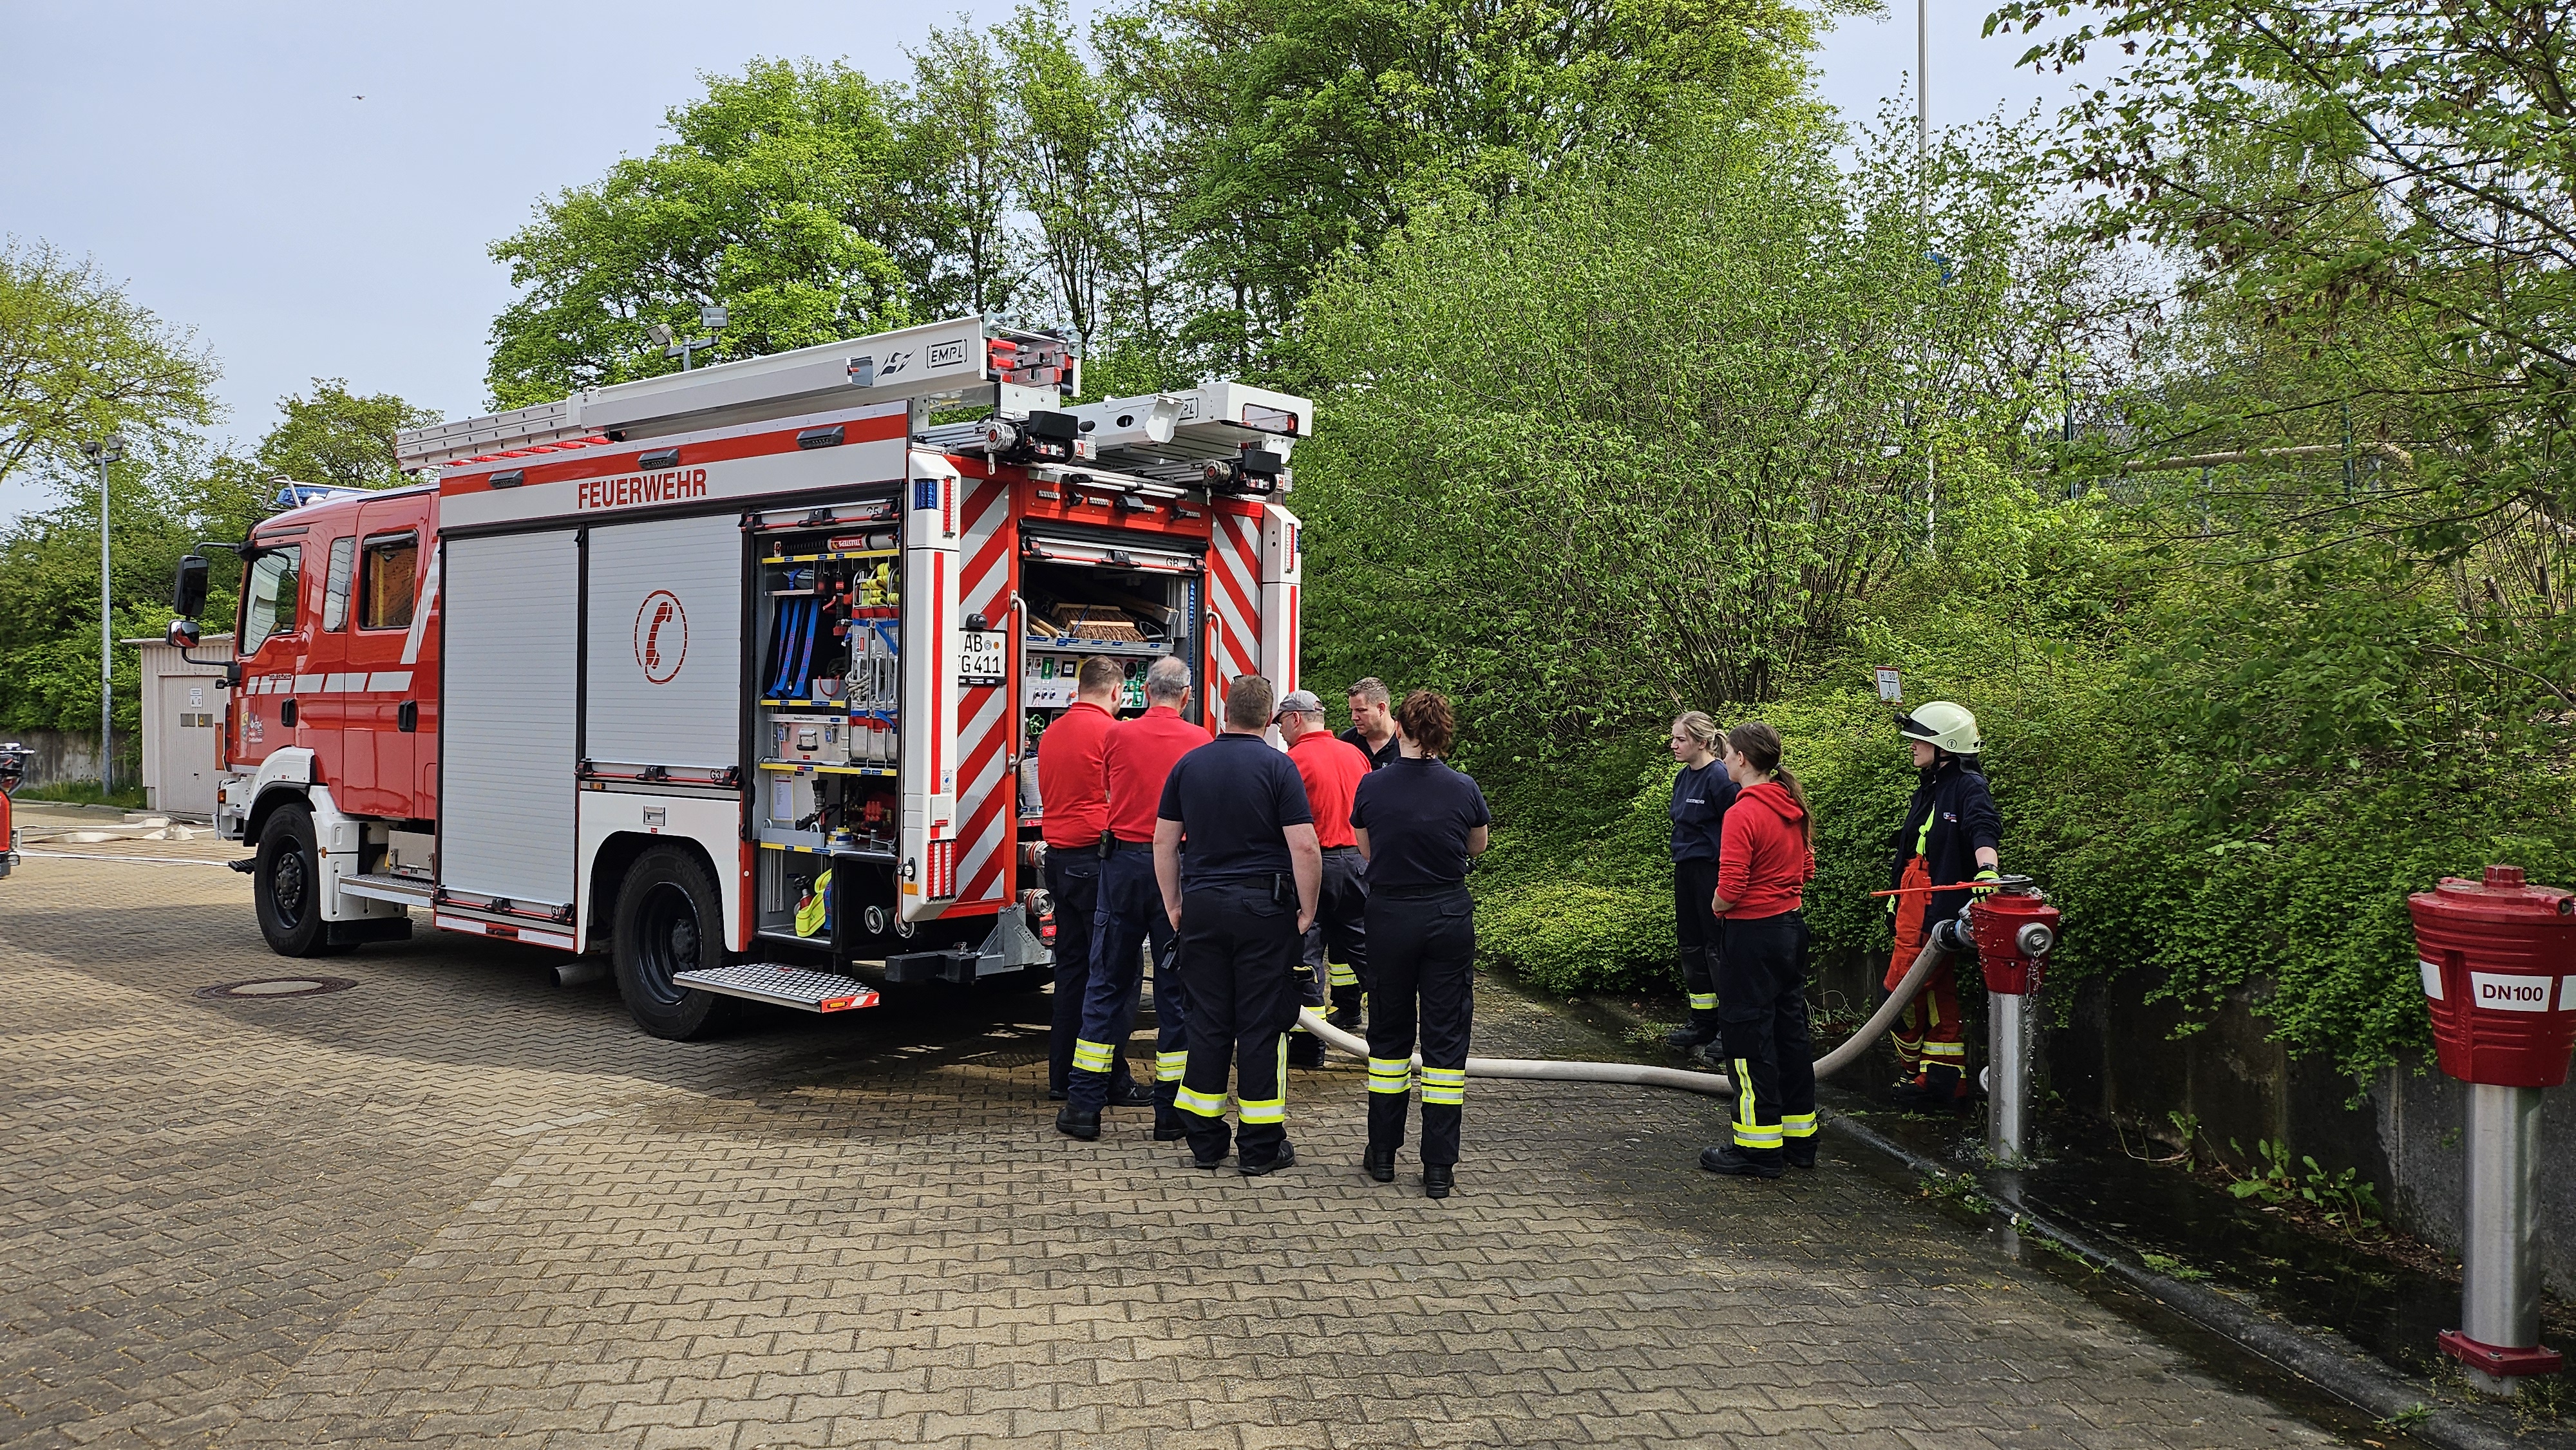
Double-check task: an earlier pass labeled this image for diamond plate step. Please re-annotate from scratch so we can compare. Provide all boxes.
[673,962,881,1013]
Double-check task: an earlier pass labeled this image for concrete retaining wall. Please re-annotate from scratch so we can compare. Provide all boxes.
[4,728,138,790]
[2048,972,2576,1298]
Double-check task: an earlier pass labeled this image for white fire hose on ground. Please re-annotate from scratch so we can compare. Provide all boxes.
[1294,929,1955,1097]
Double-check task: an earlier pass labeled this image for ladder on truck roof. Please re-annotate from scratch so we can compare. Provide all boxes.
[395,314,1311,477]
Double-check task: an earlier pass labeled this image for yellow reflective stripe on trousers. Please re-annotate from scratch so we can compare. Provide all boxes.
[1687,992,1718,1011]
[1730,1057,1780,1147]
[1327,962,1359,988]
[1156,1050,1187,1083]
[1367,1057,1414,1095]
[1237,1037,1289,1125]
[1921,1040,1967,1059]
[1071,1039,1115,1073]
[1782,1111,1817,1140]
[1420,1066,1465,1107]
[1173,1086,1227,1118]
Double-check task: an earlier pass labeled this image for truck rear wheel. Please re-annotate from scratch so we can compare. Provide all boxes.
[253,804,337,957]
[611,845,737,1040]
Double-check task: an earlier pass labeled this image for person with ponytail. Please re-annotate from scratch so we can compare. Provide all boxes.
[1351,690,1491,1200]
[1698,722,1818,1180]
[1664,711,1736,1056]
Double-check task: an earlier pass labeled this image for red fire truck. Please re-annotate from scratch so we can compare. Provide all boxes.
[165,315,1309,1037]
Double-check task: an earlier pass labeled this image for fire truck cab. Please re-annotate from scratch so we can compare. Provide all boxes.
[175,315,1309,1038]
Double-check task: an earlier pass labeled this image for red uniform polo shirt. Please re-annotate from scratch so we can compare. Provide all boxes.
[1102,704,1206,844]
[1035,700,1115,849]
[1288,730,1368,848]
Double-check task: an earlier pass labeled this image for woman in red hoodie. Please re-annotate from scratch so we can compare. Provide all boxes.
[1700,722,1819,1180]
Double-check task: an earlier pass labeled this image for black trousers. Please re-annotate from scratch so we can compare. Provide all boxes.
[1301,847,1370,1012]
[1714,910,1817,1160]
[1175,880,1303,1163]
[1070,848,1177,1113]
[1363,883,1475,1167]
[1674,859,1722,1021]
[1046,852,1130,1095]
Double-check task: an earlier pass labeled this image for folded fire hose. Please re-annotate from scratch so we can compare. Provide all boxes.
[1293,930,1951,1098]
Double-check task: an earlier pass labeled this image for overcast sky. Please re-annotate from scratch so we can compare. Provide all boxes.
[0,1,2078,524]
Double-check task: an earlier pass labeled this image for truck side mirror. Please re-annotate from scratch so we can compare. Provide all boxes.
[173,552,210,619]
[166,619,202,649]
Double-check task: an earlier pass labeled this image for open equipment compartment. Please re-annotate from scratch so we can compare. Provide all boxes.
[748,500,904,954]
[1012,529,1206,834]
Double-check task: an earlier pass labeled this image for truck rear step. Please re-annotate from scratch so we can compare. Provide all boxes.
[674,961,881,1013]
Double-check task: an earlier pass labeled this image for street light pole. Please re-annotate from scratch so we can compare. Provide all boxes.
[80,435,126,795]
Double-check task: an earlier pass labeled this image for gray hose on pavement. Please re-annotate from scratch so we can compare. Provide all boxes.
[1296,931,1954,1098]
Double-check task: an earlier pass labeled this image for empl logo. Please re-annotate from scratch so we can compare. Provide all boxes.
[634,590,688,684]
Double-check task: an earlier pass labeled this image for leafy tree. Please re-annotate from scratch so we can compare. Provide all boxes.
[898,18,1031,317]
[0,239,219,487]
[1293,112,2112,742]
[1104,0,1862,368]
[485,60,914,408]
[999,1,1127,344]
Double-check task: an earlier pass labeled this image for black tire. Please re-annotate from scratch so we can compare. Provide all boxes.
[253,804,334,957]
[611,844,738,1040]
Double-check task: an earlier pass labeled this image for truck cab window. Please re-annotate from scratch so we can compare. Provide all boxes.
[240,547,301,655]
[321,537,355,632]
[361,534,418,630]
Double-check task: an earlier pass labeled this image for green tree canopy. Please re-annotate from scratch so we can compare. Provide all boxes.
[1104,0,1864,369]
[485,60,916,408]
[0,239,219,487]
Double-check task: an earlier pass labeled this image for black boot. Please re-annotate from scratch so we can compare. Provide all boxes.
[1107,1077,1156,1108]
[1665,1015,1719,1050]
[1699,1143,1782,1179]
[1240,1140,1297,1177]
[1056,1106,1101,1141]
[1423,1163,1454,1199]
[1363,1143,1396,1183]
[1286,1031,1327,1068]
[1783,1139,1817,1171]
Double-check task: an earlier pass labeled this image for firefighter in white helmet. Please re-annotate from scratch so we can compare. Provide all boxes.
[1884,701,2002,1111]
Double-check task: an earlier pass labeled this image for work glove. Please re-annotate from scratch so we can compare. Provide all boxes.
[1971,867,2002,893]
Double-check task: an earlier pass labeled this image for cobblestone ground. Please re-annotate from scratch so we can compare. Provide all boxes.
[2,844,2334,1449]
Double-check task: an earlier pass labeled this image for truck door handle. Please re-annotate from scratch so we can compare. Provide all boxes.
[280,699,297,728]
[398,701,418,733]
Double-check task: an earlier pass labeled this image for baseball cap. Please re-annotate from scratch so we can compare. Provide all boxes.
[1273,689,1325,721]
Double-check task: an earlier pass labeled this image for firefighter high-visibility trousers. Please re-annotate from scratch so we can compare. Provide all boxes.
[1363,883,1475,1167]
[1173,881,1301,1165]
[1715,910,1817,1159]
[1674,860,1723,1022]
[1884,856,1964,1079]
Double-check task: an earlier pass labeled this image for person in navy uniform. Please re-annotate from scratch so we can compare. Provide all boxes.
[1154,673,1321,1175]
[1665,711,1736,1058]
[1352,689,1491,1200]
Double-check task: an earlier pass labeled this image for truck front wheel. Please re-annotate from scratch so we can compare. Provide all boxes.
[253,804,334,957]
[611,845,737,1040]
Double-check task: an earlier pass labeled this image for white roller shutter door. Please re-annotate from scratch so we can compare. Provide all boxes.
[440,531,578,909]
[585,514,743,769]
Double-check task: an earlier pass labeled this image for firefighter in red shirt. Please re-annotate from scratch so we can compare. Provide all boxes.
[1062,655,1206,1142]
[1698,722,1819,1180]
[1034,655,1139,1104]
[1274,690,1371,1065]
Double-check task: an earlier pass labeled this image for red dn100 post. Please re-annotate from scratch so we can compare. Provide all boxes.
[2407,863,2576,1393]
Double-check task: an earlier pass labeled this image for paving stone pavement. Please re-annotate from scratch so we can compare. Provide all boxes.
[2,851,2339,1448]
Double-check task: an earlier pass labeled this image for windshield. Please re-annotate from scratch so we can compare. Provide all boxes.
[240,547,301,656]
